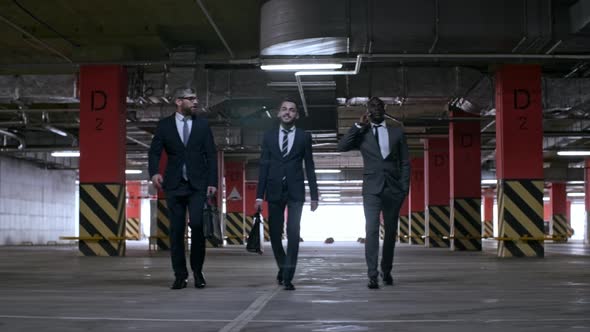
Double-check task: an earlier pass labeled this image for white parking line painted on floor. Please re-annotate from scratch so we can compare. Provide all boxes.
[218,286,281,332]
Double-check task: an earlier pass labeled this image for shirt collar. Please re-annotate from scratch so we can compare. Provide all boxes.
[280,125,296,133]
[175,112,191,122]
[372,121,386,128]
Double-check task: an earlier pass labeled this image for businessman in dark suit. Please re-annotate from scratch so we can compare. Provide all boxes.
[338,97,410,289]
[255,98,319,291]
[148,88,218,290]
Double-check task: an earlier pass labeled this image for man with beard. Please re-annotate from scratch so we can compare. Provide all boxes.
[338,97,410,289]
[255,98,319,291]
[148,88,217,290]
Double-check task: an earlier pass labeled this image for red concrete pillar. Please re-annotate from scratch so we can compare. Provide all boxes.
[409,157,425,245]
[585,159,590,244]
[424,138,450,248]
[495,64,544,257]
[482,190,494,238]
[449,110,483,251]
[225,161,245,244]
[125,181,142,240]
[398,197,410,243]
[549,183,569,241]
[78,65,127,256]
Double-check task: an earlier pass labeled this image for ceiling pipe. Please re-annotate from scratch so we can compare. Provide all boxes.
[0,129,25,149]
[195,0,235,58]
[0,14,72,63]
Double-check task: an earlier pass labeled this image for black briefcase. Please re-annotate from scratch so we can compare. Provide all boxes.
[203,195,222,246]
[246,212,264,254]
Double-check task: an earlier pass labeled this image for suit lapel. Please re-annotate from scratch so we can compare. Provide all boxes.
[287,128,303,160]
[271,128,282,157]
[187,116,197,146]
[364,128,381,157]
[168,115,184,147]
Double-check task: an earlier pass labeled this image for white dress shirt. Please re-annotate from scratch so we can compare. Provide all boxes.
[372,121,390,159]
[278,125,296,155]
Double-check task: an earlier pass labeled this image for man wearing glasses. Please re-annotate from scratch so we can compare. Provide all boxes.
[149,88,218,290]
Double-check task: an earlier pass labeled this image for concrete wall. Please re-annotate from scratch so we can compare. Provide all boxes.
[0,156,76,245]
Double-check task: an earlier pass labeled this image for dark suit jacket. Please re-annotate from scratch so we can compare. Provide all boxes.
[148,114,217,191]
[338,122,410,195]
[256,128,319,203]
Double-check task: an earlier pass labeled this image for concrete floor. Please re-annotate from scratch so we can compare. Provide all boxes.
[0,241,588,332]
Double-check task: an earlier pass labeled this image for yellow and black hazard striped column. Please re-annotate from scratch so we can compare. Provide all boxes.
[551,214,569,243]
[79,183,126,256]
[156,199,171,250]
[482,195,494,238]
[399,215,410,243]
[263,219,270,242]
[125,217,141,240]
[225,212,244,245]
[410,212,425,245]
[425,206,450,248]
[482,221,494,238]
[379,222,384,240]
[497,180,545,257]
[450,198,482,251]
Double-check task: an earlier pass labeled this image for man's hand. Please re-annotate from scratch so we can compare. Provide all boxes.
[254,199,263,212]
[151,174,163,191]
[310,200,318,212]
[358,111,370,127]
[207,186,217,196]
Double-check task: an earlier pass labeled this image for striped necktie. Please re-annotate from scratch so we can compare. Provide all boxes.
[281,129,290,157]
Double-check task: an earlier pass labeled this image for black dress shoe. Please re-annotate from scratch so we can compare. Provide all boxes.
[283,282,295,291]
[171,278,187,290]
[381,272,394,286]
[367,277,379,289]
[276,271,284,285]
[194,272,206,289]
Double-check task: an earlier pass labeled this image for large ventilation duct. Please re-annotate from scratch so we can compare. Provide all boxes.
[260,0,347,55]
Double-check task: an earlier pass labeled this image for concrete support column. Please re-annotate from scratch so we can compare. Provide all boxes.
[449,110,482,251]
[225,161,245,245]
[549,183,570,242]
[424,138,450,248]
[585,159,590,245]
[125,181,141,240]
[409,157,425,245]
[495,65,544,258]
[79,65,127,256]
[398,197,410,243]
[483,190,494,238]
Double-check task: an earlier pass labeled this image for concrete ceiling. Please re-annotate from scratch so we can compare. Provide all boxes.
[1,0,590,200]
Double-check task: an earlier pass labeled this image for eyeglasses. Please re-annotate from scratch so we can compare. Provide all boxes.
[180,96,198,102]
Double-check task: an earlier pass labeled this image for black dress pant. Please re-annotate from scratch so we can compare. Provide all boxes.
[363,186,405,278]
[268,185,304,283]
[165,180,207,279]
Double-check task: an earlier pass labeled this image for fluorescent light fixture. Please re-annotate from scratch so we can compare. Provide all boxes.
[45,125,68,137]
[261,63,342,71]
[51,151,80,157]
[125,170,142,175]
[321,193,341,198]
[567,192,585,197]
[315,169,341,174]
[481,179,497,185]
[567,181,585,184]
[307,180,363,184]
[557,151,590,156]
[543,197,550,201]
[322,198,341,202]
